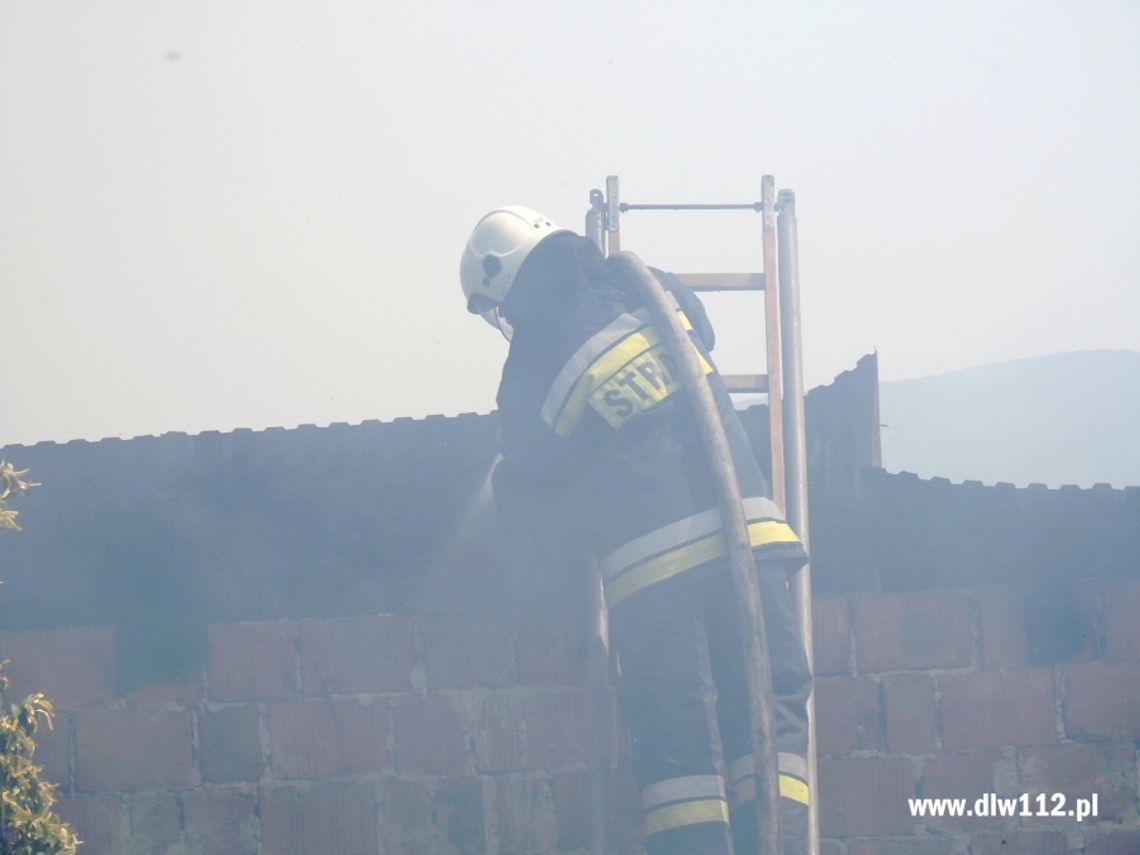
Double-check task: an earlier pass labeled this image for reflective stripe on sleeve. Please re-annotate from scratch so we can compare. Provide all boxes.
[600,498,800,608]
[727,753,810,807]
[641,775,729,836]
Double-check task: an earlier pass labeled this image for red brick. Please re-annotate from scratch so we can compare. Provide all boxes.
[884,672,936,755]
[1086,831,1140,855]
[517,616,588,687]
[299,614,413,694]
[270,696,388,779]
[552,771,591,851]
[1022,578,1104,664]
[969,831,1068,855]
[978,586,1026,668]
[261,783,378,855]
[124,673,203,707]
[129,792,181,855]
[75,708,195,791]
[609,762,642,850]
[434,777,487,851]
[382,778,435,836]
[854,591,973,672]
[818,755,915,837]
[526,690,591,770]
[1063,660,1140,739]
[918,751,1008,831]
[380,776,486,851]
[553,770,628,853]
[1104,579,1140,659]
[0,627,115,709]
[812,595,851,676]
[488,775,558,854]
[816,675,881,753]
[392,694,467,774]
[183,787,258,855]
[848,840,952,855]
[1019,742,1135,819]
[199,704,265,783]
[32,711,71,788]
[939,669,1056,751]
[54,793,128,854]
[476,693,526,771]
[1071,579,1105,662]
[475,690,591,772]
[423,614,515,689]
[208,620,296,702]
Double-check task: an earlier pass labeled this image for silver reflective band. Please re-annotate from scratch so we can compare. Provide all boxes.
[601,496,786,582]
[641,774,727,810]
[728,755,752,787]
[778,751,809,780]
[540,290,685,430]
[728,752,808,786]
[539,308,651,429]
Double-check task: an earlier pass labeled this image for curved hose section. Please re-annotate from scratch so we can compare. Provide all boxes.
[607,251,781,855]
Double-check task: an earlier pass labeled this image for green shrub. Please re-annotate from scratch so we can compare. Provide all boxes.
[0,668,79,854]
[1,463,79,854]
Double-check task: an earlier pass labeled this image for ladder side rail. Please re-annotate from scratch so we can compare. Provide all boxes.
[761,175,785,507]
[777,190,819,855]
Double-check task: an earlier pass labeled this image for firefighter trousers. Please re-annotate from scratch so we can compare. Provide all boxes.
[609,552,812,855]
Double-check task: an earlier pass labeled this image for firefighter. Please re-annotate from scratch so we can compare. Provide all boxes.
[461,206,812,855]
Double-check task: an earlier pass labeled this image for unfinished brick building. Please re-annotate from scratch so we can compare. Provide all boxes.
[1,355,1137,854]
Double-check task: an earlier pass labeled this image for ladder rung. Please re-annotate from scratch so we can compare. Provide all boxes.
[721,373,769,394]
[676,273,765,292]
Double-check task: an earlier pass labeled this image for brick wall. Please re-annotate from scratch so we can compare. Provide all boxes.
[0,612,602,854]
[812,582,1140,855]
[4,580,1137,854]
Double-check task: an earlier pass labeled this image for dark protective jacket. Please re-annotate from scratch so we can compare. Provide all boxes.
[492,233,806,609]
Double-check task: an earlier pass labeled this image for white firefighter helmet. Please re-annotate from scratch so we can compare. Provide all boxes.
[460,206,570,336]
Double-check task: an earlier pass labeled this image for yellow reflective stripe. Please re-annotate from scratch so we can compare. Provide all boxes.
[553,327,659,436]
[588,341,711,431]
[601,496,788,581]
[540,310,650,428]
[605,519,800,607]
[644,798,729,836]
[733,774,811,807]
[602,506,722,581]
[781,775,811,806]
[551,311,698,437]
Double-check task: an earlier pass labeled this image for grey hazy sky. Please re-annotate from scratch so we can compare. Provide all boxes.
[2,1,1138,447]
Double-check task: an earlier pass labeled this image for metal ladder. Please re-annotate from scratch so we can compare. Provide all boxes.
[583,175,820,855]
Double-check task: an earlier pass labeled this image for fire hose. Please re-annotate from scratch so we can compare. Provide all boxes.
[607,251,782,855]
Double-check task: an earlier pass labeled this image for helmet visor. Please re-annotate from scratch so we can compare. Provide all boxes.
[481,307,514,341]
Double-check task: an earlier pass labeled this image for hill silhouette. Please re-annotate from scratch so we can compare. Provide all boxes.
[879,350,1140,488]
